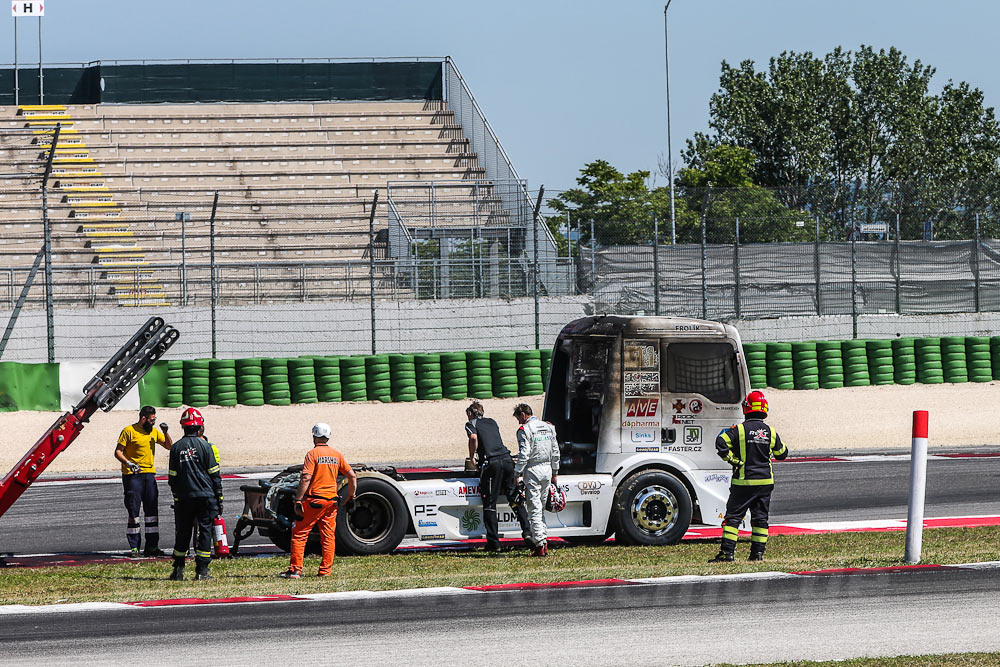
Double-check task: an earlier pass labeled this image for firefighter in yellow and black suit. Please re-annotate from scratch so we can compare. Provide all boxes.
[709,390,788,563]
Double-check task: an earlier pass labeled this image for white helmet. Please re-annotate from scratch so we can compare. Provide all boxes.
[311,422,332,439]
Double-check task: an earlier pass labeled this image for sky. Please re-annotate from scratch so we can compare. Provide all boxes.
[6,0,1000,193]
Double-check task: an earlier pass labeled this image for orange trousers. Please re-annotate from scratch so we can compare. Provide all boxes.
[289,497,338,575]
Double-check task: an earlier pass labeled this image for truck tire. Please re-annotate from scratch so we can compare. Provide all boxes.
[261,465,321,555]
[335,477,408,556]
[613,469,692,546]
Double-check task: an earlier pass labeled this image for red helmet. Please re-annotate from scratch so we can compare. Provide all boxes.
[180,407,204,427]
[545,483,567,512]
[742,390,768,416]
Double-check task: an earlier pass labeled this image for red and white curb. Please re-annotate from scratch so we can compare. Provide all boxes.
[2,560,998,616]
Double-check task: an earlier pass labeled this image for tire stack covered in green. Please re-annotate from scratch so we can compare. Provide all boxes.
[965,336,992,383]
[235,358,265,406]
[466,351,493,399]
[816,341,844,388]
[388,354,417,402]
[314,357,342,403]
[414,353,443,400]
[891,338,917,385]
[765,342,794,390]
[209,359,238,406]
[440,352,469,401]
[865,340,895,386]
[743,343,768,389]
[791,342,819,390]
[490,350,519,397]
[841,340,870,387]
[364,355,392,403]
[940,336,968,383]
[165,360,184,408]
[539,348,553,391]
[182,359,211,407]
[915,338,944,384]
[262,358,292,405]
[992,336,1000,380]
[339,357,368,402]
[516,350,545,396]
[288,357,319,404]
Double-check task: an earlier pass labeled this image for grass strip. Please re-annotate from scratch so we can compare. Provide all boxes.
[717,653,1000,666]
[2,526,997,607]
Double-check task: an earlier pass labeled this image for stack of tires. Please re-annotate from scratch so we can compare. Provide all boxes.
[440,352,469,401]
[966,337,992,383]
[388,354,418,402]
[183,359,211,407]
[314,357,342,403]
[166,360,184,408]
[743,343,768,389]
[516,350,544,396]
[891,338,917,385]
[262,358,292,406]
[288,357,319,404]
[992,336,1000,381]
[940,336,968,383]
[765,343,794,390]
[364,355,392,403]
[915,338,944,384]
[339,357,367,402]
[209,359,238,406]
[816,341,844,389]
[791,342,819,390]
[414,354,443,400]
[841,340,870,387]
[865,340,894,386]
[466,351,493,399]
[235,358,265,406]
[539,348,553,391]
[490,350,519,397]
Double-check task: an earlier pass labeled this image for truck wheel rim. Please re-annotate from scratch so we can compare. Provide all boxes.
[630,484,677,536]
[346,491,393,544]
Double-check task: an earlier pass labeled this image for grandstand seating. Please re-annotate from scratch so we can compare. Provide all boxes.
[0,101,512,306]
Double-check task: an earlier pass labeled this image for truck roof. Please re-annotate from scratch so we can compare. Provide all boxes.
[558,315,740,341]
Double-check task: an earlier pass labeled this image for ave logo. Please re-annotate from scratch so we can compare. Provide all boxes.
[625,398,659,418]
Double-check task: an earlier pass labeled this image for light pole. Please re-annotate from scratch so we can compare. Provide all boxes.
[664,2,677,244]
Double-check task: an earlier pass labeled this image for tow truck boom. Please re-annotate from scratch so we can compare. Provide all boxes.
[0,317,179,518]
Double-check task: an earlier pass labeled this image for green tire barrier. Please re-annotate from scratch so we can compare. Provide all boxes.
[865,339,894,386]
[0,362,60,412]
[364,355,392,403]
[940,336,968,384]
[841,340,870,387]
[539,348,553,391]
[182,359,211,407]
[965,336,992,383]
[765,342,794,390]
[235,358,265,406]
[261,357,292,406]
[440,352,469,401]
[891,338,917,385]
[389,354,418,402]
[414,353,443,400]
[816,340,844,389]
[790,341,819,390]
[339,357,368,402]
[314,356,342,403]
[466,351,493,399]
[490,350,519,397]
[743,343,768,390]
[209,359,238,407]
[515,349,545,396]
[915,338,944,384]
[164,360,184,408]
[288,357,319,404]
[992,336,1000,381]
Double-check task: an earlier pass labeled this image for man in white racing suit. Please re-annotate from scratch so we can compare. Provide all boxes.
[513,403,559,557]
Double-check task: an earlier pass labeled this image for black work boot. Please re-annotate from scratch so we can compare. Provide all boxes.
[748,544,766,561]
[194,560,212,581]
[709,537,737,563]
[168,558,185,581]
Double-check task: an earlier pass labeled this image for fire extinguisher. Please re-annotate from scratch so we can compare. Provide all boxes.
[213,515,230,557]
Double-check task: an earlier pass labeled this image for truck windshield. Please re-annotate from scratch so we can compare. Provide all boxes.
[663,342,741,404]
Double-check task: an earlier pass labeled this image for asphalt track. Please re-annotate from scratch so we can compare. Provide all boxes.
[3,453,999,555]
[2,566,999,666]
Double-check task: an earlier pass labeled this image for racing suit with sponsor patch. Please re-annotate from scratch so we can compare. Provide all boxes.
[715,418,788,558]
[514,416,560,547]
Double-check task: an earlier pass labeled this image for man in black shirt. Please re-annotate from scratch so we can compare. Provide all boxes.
[465,401,530,552]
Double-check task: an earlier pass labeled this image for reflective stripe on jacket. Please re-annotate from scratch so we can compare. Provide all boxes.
[715,419,788,486]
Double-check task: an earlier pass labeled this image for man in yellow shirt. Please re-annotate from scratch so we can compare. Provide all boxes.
[114,405,172,557]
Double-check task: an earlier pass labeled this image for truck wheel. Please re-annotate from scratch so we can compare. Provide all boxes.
[263,465,320,555]
[335,477,408,556]
[613,469,692,546]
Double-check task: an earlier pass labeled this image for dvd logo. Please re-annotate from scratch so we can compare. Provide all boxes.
[625,398,659,418]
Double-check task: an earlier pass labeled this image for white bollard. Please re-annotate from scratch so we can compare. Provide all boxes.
[904,410,929,564]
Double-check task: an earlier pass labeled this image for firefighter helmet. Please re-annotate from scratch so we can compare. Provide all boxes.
[180,407,204,427]
[545,483,567,512]
[742,390,768,416]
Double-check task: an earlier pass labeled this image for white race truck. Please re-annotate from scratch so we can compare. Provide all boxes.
[234,315,748,555]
